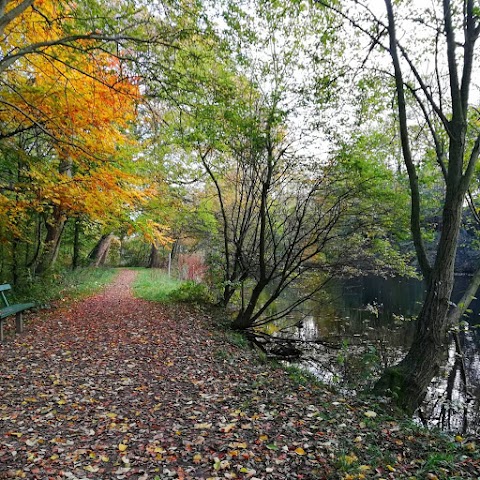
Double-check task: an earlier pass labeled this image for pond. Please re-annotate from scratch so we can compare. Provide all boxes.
[271,275,480,435]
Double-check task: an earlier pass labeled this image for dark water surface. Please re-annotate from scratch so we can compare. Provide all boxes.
[279,275,480,435]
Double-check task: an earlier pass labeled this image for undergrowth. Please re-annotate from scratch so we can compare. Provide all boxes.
[12,267,118,304]
[133,268,211,304]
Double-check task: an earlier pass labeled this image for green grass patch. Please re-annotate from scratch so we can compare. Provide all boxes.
[13,267,118,304]
[226,330,249,348]
[285,365,323,387]
[133,269,183,302]
[133,268,211,304]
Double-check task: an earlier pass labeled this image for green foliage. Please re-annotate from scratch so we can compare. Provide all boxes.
[120,235,152,267]
[213,348,229,360]
[226,330,249,348]
[12,268,118,305]
[331,128,418,277]
[166,280,212,304]
[285,365,323,387]
[133,269,184,302]
[133,269,211,304]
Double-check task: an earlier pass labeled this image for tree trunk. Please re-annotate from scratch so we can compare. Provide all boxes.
[88,233,114,267]
[26,214,42,269]
[448,264,480,325]
[375,182,464,414]
[220,284,236,308]
[11,236,18,285]
[34,159,72,276]
[72,218,81,270]
[232,280,268,330]
[372,0,480,414]
[33,209,67,276]
[147,243,162,268]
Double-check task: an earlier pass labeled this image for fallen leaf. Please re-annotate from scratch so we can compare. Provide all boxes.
[221,423,237,433]
[194,423,212,430]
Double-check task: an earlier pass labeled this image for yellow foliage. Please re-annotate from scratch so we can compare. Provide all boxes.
[0,0,148,240]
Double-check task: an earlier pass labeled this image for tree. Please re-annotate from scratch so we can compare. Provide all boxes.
[0,0,163,139]
[316,0,480,413]
[0,39,144,275]
[212,129,356,331]
[0,0,193,278]
[160,0,400,329]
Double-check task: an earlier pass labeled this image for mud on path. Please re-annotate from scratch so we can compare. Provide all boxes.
[0,270,478,479]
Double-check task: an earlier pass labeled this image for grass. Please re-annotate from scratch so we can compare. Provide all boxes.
[13,267,118,305]
[133,268,211,304]
[285,364,325,387]
[226,330,249,348]
[133,269,183,303]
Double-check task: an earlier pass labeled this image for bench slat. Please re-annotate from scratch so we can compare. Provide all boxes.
[0,303,35,319]
[0,285,34,342]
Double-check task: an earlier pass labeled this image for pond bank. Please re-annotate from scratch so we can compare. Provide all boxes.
[256,274,480,435]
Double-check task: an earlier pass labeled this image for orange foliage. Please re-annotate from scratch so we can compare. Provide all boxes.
[0,0,149,240]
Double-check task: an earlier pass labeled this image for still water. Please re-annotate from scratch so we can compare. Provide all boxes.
[277,275,480,435]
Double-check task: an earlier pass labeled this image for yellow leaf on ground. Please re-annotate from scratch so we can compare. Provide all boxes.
[229,442,247,449]
[194,423,212,430]
[221,423,236,433]
[294,447,306,455]
[84,465,99,473]
[344,453,358,465]
[118,443,128,452]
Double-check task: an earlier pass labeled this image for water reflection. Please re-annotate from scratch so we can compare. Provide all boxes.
[276,275,480,434]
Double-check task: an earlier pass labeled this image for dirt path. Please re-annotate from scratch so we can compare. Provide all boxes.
[0,270,226,479]
[0,270,478,479]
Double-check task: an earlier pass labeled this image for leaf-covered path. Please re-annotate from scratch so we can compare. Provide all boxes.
[0,270,478,479]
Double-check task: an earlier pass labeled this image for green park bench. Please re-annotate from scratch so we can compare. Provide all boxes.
[0,284,35,342]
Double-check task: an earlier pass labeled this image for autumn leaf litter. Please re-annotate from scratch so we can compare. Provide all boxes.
[0,270,478,479]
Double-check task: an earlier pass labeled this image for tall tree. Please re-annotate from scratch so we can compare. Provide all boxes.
[316,0,480,413]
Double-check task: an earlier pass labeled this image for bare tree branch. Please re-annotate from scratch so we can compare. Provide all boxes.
[0,0,33,36]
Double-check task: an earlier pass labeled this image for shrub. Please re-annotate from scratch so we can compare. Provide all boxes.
[133,269,211,304]
[167,280,211,303]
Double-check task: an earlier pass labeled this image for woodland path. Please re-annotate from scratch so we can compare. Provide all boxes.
[0,270,478,479]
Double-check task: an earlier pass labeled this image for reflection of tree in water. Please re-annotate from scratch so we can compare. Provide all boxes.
[412,329,480,435]
[460,329,480,433]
